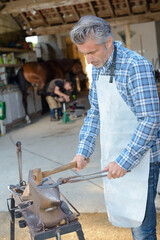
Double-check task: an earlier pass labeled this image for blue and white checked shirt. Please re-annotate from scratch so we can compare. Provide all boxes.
[76,41,160,171]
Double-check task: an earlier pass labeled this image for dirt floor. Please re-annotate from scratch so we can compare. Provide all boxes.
[1,212,160,240]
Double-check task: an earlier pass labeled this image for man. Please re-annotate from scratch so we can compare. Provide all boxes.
[70,15,160,239]
[46,79,72,121]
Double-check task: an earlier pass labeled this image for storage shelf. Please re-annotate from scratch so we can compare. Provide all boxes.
[0,64,21,67]
[0,47,34,53]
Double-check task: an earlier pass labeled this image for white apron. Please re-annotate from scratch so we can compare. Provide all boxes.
[96,75,150,228]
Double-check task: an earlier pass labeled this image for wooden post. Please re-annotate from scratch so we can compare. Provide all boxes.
[139,34,143,56]
[125,24,132,50]
[56,35,67,58]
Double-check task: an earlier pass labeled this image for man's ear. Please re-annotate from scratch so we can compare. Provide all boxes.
[105,36,113,49]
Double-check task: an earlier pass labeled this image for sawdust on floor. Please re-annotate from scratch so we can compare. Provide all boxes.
[0,212,160,240]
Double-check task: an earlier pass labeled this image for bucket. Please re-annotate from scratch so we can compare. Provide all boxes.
[0,102,6,120]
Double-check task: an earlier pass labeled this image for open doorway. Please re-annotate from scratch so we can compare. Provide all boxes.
[66,36,91,92]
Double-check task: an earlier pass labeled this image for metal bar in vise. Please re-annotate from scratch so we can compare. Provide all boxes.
[16,141,23,186]
[39,170,108,189]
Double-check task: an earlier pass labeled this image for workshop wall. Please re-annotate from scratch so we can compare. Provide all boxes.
[155,21,160,70]
[37,35,63,60]
[112,21,159,69]
[0,14,24,47]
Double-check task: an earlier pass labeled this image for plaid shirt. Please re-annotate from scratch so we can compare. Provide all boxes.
[76,41,160,170]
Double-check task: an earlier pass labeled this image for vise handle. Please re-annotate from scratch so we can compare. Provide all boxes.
[33,158,90,186]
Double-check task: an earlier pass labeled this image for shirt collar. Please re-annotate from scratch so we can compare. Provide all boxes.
[98,41,121,74]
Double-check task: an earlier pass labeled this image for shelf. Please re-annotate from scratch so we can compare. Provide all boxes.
[0,64,22,67]
[0,47,34,53]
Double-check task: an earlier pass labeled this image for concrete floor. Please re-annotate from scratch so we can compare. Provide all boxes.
[0,97,106,213]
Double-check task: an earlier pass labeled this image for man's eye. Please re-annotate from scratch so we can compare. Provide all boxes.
[87,52,95,56]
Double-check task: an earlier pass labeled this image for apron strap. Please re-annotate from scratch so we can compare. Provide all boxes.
[109,45,117,83]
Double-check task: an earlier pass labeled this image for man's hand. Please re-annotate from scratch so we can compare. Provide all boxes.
[102,161,127,179]
[71,155,88,171]
[59,97,64,102]
[64,95,70,102]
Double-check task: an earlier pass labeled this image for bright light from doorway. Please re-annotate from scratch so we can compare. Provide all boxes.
[85,63,92,88]
[25,36,38,44]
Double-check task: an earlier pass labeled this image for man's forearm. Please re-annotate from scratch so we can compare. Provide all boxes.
[76,77,100,158]
[116,115,160,171]
[54,89,66,98]
[76,103,100,158]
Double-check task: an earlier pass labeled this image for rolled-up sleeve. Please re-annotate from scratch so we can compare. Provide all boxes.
[76,79,100,158]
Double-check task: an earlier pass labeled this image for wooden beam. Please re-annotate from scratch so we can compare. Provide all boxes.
[20,13,32,29]
[0,47,33,53]
[88,2,96,16]
[54,8,65,23]
[38,10,49,26]
[139,34,143,56]
[125,24,132,49]
[28,11,160,35]
[1,0,94,14]
[125,0,131,15]
[28,23,76,35]
[106,0,114,16]
[109,11,160,26]
[71,5,80,20]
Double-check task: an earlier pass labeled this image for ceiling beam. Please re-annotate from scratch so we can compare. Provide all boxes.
[28,23,76,35]
[125,0,131,15]
[38,10,50,26]
[88,2,96,16]
[20,13,32,29]
[71,5,80,20]
[106,0,114,16]
[1,0,94,14]
[55,8,65,23]
[109,11,160,26]
[28,11,160,36]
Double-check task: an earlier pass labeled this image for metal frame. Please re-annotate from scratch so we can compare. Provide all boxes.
[31,221,85,240]
[7,196,17,240]
[7,197,85,240]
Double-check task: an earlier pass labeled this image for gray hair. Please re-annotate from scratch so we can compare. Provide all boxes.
[70,15,113,45]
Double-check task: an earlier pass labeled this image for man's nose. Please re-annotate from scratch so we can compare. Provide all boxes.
[86,55,93,64]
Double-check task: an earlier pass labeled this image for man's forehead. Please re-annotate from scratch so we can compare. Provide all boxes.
[77,40,100,54]
[78,48,97,55]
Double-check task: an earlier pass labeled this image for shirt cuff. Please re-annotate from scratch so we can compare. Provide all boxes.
[76,146,91,159]
[115,153,133,171]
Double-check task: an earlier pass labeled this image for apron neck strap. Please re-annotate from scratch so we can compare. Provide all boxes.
[109,45,117,83]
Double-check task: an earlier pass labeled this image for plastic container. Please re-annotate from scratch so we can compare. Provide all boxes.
[0,102,6,120]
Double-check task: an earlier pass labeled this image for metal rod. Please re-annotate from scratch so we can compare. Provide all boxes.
[66,170,130,183]
[68,172,108,183]
[10,197,15,240]
[39,171,108,188]
[16,141,23,185]
[56,231,61,240]
[63,102,66,112]
[67,170,108,179]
